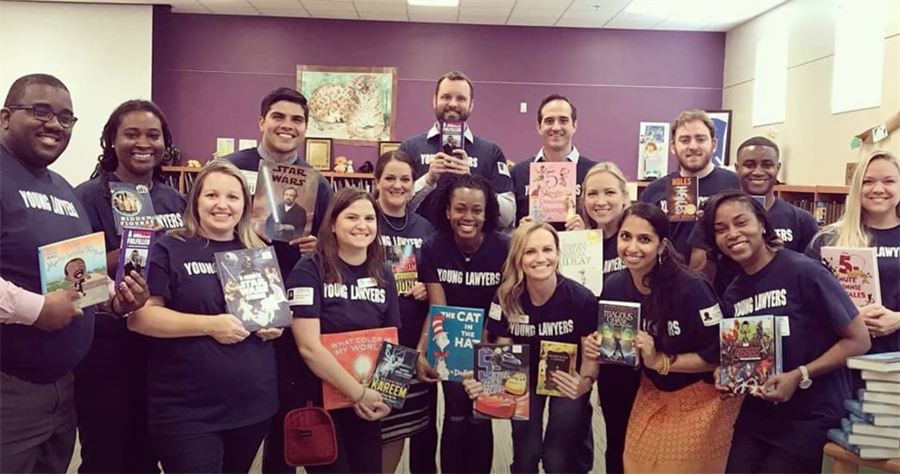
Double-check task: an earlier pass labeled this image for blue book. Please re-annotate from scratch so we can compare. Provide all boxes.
[426,305,484,382]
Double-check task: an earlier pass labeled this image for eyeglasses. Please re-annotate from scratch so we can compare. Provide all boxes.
[7,104,78,128]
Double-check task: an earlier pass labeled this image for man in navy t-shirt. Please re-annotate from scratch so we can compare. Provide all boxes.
[400,71,515,230]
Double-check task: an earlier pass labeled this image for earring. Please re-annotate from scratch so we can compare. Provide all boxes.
[658,253,663,265]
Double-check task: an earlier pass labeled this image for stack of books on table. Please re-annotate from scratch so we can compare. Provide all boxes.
[828,352,900,460]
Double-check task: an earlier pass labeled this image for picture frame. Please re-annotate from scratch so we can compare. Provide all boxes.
[706,110,733,167]
[637,122,670,180]
[378,141,401,156]
[305,138,332,171]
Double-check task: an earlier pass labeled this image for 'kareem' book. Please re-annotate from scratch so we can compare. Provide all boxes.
[369,341,419,410]
[427,305,484,382]
[251,161,319,242]
[528,161,577,223]
[557,230,604,296]
[38,232,109,309]
[597,300,641,367]
[440,121,465,154]
[386,244,417,295]
[115,228,155,287]
[719,315,783,395]
[820,247,882,307]
[320,327,399,410]
[473,343,530,421]
[110,182,157,235]
[536,341,577,397]
[214,246,291,331]
[665,176,699,221]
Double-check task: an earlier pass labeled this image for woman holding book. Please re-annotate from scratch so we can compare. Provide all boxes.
[461,221,598,473]
[128,161,281,473]
[371,150,436,474]
[701,190,871,474]
[581,202,741,474]
[280,187,400,474]
[416,174,510,474]
[73,99,186,473]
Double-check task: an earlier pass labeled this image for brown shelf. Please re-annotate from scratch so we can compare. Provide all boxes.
[320,172,374,179]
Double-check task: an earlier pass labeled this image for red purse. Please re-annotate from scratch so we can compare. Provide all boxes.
[283,402,338,466]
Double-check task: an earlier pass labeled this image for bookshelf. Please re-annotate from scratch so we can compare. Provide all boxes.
[321,171,375,194]
[161,166,201,194]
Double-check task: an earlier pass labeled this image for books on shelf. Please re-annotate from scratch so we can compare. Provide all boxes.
[848,352,900,373]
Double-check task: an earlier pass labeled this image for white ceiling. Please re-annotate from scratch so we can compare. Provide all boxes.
[13,0,789,31]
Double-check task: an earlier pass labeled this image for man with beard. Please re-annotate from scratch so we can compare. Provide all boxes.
[265,186,307,241]
[401,71,515,230]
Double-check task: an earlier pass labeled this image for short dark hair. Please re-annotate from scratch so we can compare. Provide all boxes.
[736,136,779,160]
[435,71,474,100]
[4,74,69,107]
[260,87,309,121]
[433,174,499,235]
[537,94,577,123]
[373,149,418,200]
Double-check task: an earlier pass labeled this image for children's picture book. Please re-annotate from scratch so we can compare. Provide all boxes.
[473,343,530,421]
[637,122,670,180]
[385,244,417,295]
[110,182,157,235]
[369,341,418,410]
[251,161,319,242]
[440,121,464,154]
[38,232,108,309]
[719,315,783,395]
[821,247,882,307]
[214,246,291,331]
[557,229,604,296]
[320,327,399,410]
[536,341,577,397]
[427,305,484,382]
[528,162,577,223]
[115,228,155,287]
[665,176,699,221]
[597,300,641,367]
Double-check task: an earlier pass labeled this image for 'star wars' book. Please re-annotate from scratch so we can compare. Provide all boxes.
[38,232,109,309]
[820,247,882,307]
[386,244,417,295]
[427,305,484,382]
[110,182,157,235]
[320,327,399,410]
[214,246,291,331]
[440,121,465,154]
[665,176,698,221]
[369,341,419,410]
[557,229,604,297]
[473,343,530,421]
[528,161,577,223]
[536,341,577,397]
[597,300,641,367]
[719,315,783,395]
[251,161,319,242]
[115,228,155,287]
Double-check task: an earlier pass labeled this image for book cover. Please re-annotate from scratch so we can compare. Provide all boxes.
[115,228,155,287]
[427,305,484,382]
[110,182,157,235]
[386,244,417,295]
[369,341,418,410]
[557,229,604,296]
[637,122,669,180]
[536,341,577,397]
[440,121,464,154]
[214,246,291,331]
[848,352,900,373]
[597,300,641,367]
[251,161,319,242]
[528,162,577,223]
[320,327,399,410]
[719,315,783,395]
[473,343,530,421]
[38,232,109,309]
[821,247,882,307]
[665,176,699,222]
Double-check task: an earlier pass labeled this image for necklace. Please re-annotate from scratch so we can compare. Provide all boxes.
[459,234,484,262]
[381,211,409,232]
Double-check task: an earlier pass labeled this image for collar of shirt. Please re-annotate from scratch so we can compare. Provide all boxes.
[534,146,580,165]
[426,123,475,143]
[257,144,298,165]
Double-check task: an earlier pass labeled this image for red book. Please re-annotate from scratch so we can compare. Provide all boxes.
[319,327,399,410]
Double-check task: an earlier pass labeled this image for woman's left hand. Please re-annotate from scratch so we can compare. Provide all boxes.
[633,330,660,370]
[255,328,284,341]
[353,400,391,421]
[551,371,592,400]
[564,213,585,231]
[111,271,150,315]
[758,369,801,403]
[406,282,428,301]
[860,304,900,337]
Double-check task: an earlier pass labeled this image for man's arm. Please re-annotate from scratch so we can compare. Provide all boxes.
[0,277,43,325]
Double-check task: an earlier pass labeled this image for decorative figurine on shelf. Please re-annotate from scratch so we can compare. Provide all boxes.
[333,156,352,173]
[186,160,201,168]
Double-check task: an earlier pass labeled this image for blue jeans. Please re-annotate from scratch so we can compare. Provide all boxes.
[511,392,593,474]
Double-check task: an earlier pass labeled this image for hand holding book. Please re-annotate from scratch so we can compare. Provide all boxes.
[254,327,283,342]
[582,332,602,360]
[550,370,592,400]
[757,369,802,403]
[461,371,483,400]
[110,271,150,316]
[34,288,84,332]
[206,313,250,344]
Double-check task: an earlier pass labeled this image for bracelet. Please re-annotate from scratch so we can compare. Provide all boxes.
[657,353,670,376]
[583,374,596,385]
[353,386,366,404]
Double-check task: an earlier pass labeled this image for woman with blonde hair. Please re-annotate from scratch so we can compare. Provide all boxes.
[462,221,598,473]
[129,161,282,473]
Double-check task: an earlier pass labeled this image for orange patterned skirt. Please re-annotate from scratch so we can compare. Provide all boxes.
[623,375,742,474]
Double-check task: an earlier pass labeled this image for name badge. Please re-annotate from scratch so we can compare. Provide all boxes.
[778,316,791,337]
[358,277,377,288]
[288,287,314,306]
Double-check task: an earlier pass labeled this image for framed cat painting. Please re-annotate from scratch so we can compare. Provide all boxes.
[296,65,399,146]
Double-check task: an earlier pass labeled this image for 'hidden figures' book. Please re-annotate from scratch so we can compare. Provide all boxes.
[386,244,417,295]
[369,341,419,410]
[115,228,155,287]
[473,343,530,421]
[38,232,109,309]
[427,305,484,382]
[320,327,399,410]
[597,300,641,367]
[820,247,882,307]
[557,229,604,296]
[536,341,577,397]
[665,176,698,221]
[214,247,291,331]
[528,161,577,223]
[110,182,157,235]
[719,315,783,395]
[252,161,319,242]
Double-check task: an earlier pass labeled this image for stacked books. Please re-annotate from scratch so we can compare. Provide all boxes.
[828,352,900,460]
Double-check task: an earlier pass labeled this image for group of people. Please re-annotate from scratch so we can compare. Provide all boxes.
[0,69,897,474]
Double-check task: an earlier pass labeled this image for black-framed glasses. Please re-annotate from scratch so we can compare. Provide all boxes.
[7,104,78,128]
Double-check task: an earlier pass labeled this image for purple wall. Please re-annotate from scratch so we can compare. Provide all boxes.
[152,6,724,180]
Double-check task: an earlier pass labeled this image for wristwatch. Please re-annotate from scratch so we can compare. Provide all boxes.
[798,365,813,389]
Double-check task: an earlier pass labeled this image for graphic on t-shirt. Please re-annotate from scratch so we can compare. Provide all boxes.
[386,244,417,295]
[115,228,155,287]
[369,341,418,409]
[536,341,577,397]
[320,327,399,410]
[214,246,291,331]
[252,161,319,242]
[427,305,484,382]
[597,300,641,367]
[529,162,577,223]
[38,231,109,309]
[666,176,698,221]
[474,343,530,421]
[821,247,882,307]
[110,182,157,235]
[558,230,604,296]
[719,315,783,395]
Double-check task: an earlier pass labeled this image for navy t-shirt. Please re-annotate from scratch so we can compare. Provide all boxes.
[639,167,740,260]
[602,232,626,276]
[510,155,598,230]
[723,249,857,458]
[145,234,278,435]
[0,146,96,384]
[600,270,722,392]
[379,213,435,348]
[486,277,598,390]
